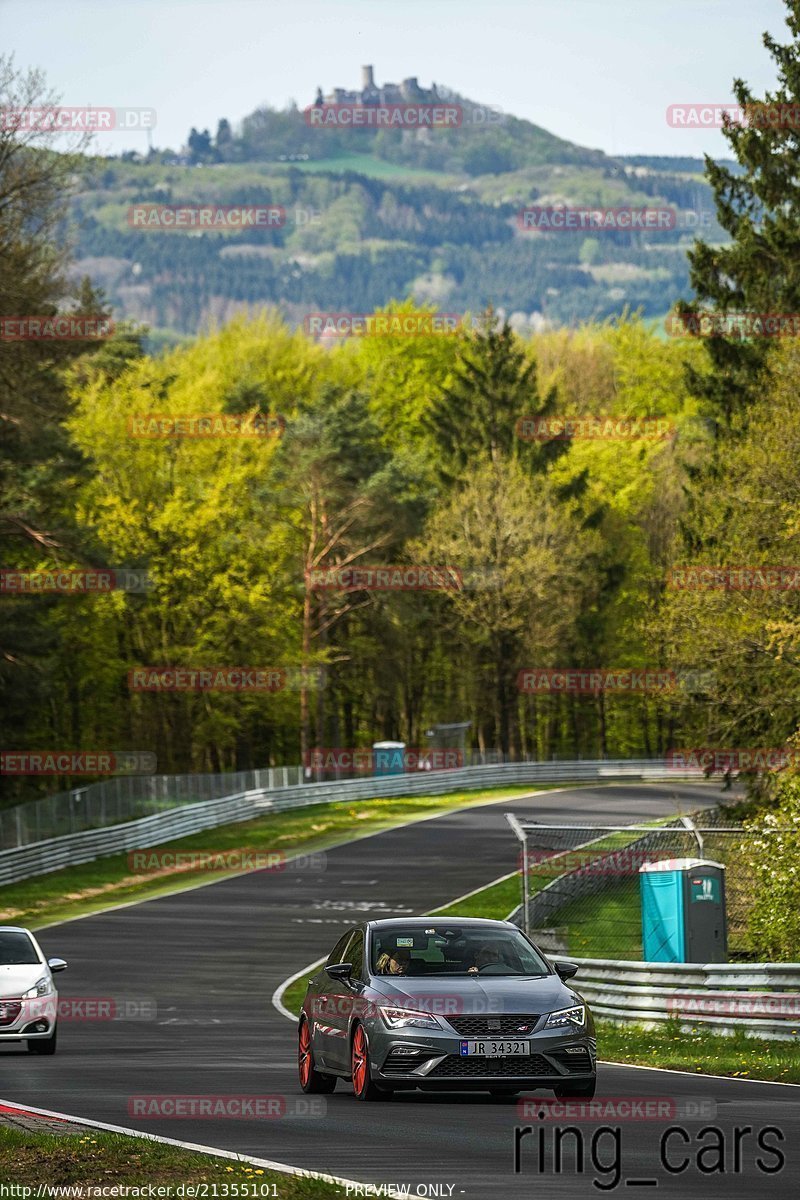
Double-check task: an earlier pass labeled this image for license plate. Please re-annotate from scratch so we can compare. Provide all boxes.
[459,1039,530,1057]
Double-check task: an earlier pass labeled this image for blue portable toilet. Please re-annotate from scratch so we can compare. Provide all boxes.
[640,858,727,963]
[372,741,405,776]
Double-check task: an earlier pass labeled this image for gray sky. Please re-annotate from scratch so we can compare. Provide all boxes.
[2,0,790,157]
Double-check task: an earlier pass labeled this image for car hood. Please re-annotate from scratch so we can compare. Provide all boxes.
[0,964,47,997]
[368,973,580,1014]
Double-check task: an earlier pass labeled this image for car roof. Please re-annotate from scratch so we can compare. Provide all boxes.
[366,917,514,930]
[0,926,34,934]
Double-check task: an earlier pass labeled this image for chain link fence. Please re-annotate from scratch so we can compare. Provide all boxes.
[507,809,761,961]
[0,749,626,851]
[0,767,306,850]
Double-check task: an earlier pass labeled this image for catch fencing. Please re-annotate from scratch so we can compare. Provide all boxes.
[506,811,752,960]
[0,758,710,886]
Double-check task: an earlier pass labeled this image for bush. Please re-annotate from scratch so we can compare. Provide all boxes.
[745,776,800,960]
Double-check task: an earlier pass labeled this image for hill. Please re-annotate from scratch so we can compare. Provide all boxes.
[67,71,728,341]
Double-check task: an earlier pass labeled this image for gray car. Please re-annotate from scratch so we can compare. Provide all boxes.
[297,916,596,1101]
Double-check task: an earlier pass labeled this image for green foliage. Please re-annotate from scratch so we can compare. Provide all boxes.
[744,776,800,960]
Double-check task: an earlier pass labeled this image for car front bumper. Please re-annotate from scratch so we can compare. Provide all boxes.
[0,996,57,1040]
[370,1026,597,1089]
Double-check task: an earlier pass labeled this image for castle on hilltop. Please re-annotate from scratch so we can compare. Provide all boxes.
[315,65,442,106]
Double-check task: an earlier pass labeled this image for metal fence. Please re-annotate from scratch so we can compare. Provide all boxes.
[570,957,800,1041]
[505,811,759,961]
[0,755,713,851]
[0,766,309,850]
[0,758,712,886]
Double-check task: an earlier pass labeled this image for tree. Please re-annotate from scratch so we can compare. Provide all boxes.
[681,0,800,428]
[414,459,594,756]
[424,307,566,483]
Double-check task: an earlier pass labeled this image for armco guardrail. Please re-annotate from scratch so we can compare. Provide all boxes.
[569,957,800,1041]
[0,758,707,886]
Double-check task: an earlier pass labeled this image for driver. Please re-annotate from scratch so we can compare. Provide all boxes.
[468,944,501,974]
[376,945,411,975]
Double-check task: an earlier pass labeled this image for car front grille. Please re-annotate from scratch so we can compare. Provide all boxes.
[427,1054,554,1078]
[446,1014,542,1037]
[0,1000,22,1026]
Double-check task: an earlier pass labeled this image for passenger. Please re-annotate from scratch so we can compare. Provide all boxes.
[376,946,411,975]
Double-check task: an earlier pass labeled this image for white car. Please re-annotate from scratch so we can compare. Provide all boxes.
[0,926,67,1055]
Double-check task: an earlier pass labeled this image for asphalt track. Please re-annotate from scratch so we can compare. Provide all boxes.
[2,781,798,1198]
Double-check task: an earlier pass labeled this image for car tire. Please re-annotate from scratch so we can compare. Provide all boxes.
[298,1017,336,1094]
[350,1023,390,1101]
[27,1025,57,1055]
[553,1078,596,1099]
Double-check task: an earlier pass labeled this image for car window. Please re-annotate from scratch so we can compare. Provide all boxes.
[344,929,365,980]
[370,924,549,976]
[325,931,353,966]
[0,931,40,965]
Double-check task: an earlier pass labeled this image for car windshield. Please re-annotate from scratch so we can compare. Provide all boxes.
[0,932,40,965]
[370,925,549,977]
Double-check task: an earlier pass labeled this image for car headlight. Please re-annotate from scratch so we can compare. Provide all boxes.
[22,977,53,999]
[544,1005,585,1029]
[378,1006,442,1030]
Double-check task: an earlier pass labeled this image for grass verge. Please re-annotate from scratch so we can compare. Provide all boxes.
[1,785,545,931]
[596,1018,800,1084]
[0,1126,341,1193]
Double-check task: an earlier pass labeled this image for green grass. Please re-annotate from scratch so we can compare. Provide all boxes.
[555,878,642,959]
[285,153,457,183]
[1,785,545,931]
[596,1018,800,1084]
[0,1126,340,1193]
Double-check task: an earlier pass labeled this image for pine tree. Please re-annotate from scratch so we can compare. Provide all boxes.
[681,0,800,428]
[424,306,566,483]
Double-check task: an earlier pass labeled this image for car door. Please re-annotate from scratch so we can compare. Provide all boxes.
[318,927,366,1072]
[312,928,356,1070]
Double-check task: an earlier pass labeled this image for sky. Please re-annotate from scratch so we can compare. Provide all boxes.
[1,0,791,158]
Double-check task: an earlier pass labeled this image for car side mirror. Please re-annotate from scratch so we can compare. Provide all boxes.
[47,958,67,973]
[324,962,353,982]
[553,960,578,981]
